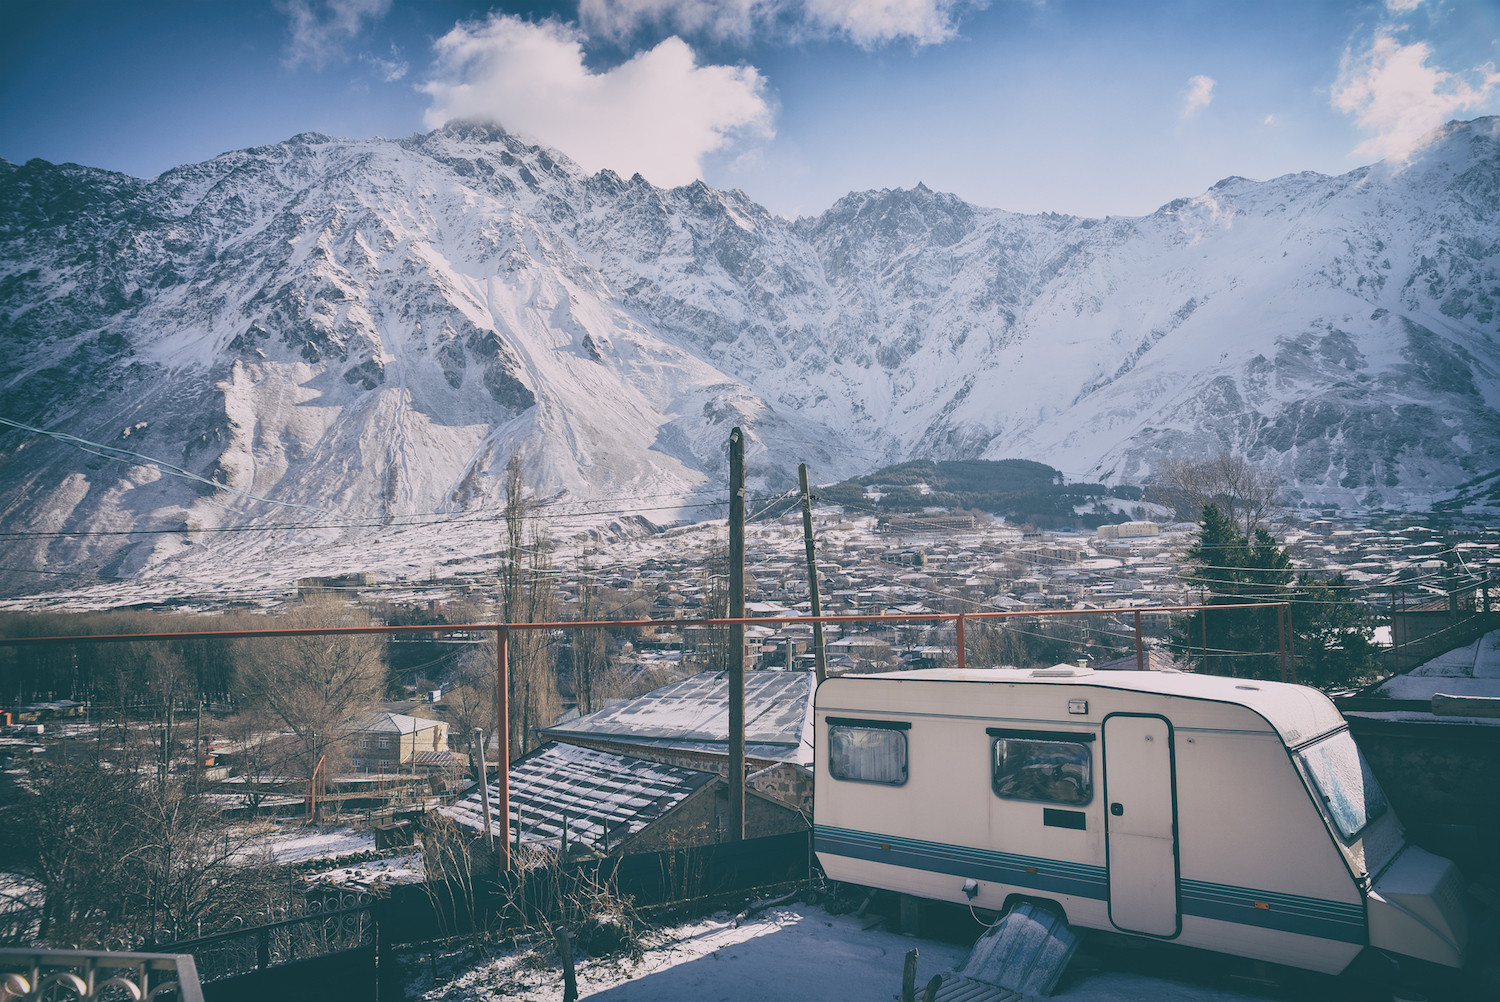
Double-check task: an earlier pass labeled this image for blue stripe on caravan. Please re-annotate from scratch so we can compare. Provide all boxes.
[814,825,1367,945]
[1180,879,1366,945]
[813,823,1108,900]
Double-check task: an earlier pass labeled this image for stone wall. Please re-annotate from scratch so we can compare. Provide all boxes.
[747,763,815,817]
[623,779,809,854]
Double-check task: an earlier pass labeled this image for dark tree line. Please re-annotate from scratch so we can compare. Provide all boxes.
[1170,503,1379,688]
[818,458,1138,527]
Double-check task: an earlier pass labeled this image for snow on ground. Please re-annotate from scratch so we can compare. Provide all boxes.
[232,824,375,865]
[406,904,1266,1002]
[300,850,425,888]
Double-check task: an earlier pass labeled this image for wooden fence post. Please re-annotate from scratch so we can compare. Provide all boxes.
[554,925,579,1002]
[902,948,919,1002]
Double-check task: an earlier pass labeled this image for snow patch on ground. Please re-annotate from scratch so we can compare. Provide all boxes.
[300,850,425,887]
[406,904,1267,1002]
[232,824,375,865]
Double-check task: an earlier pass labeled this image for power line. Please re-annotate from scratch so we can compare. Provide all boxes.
[0,493,792,540]
[0,415,326,514]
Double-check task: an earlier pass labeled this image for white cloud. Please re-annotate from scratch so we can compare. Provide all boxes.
[1179,74,1216,120]
[420,16,774,188]
[1385,0,1424,12]
[578,0,974,48]
[1263,114,1275,125]
[280,0,391,70]
[362,43,408,82]
[803,0,969,46]
[1332,34,1500,159]
[581,0,759,42]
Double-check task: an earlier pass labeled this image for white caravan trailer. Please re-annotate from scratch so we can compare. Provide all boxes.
[813,667,1467,975]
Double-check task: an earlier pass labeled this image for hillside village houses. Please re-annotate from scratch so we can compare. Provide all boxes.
[374,500,1500,687]
[419,504,1499,863]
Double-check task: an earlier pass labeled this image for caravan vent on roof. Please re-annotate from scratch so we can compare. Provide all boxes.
[1031,668,1078,677]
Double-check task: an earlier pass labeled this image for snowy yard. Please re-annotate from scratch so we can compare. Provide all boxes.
[225,823,375,865]
[404,903,1269,1002]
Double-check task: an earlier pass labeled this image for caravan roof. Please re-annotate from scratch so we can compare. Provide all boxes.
[841,667,1345,747]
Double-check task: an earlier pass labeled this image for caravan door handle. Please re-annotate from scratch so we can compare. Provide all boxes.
[1110,803,1124,816]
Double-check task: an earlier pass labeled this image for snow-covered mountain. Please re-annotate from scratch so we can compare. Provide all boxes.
[2,117,1498,595]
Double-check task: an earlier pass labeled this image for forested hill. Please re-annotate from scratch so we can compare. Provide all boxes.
[818,459,1144,528]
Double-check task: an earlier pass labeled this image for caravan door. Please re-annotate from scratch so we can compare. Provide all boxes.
[1103,713,1180,937]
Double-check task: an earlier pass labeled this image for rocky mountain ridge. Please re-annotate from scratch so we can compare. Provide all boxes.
[1,117,1497,595]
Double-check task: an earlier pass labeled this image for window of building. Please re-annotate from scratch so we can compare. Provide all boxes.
[1299,730,1388,840]
[990,731,1092,805]
[827,718,908,785]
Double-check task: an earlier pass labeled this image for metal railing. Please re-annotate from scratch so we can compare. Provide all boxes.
[0,948,202,1002]
[162,897,374,984]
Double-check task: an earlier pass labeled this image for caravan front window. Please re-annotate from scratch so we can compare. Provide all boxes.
[1298,730,1388,840]
[827,718,908,785]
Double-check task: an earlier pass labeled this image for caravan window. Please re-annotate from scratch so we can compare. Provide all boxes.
[827,718,908,785]
[991,736,1092,806]
[1298,730,1388,840]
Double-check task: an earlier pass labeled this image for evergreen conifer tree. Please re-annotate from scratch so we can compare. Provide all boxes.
[1173,504,1377,687]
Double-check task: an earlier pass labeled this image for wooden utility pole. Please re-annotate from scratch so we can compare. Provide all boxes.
[475,727,494,855]
[1444,542,1459,624]
[798,463,828,684]
[193,702,202,792]
[1277,605,1289,684]
[1134,610,1144,671]
[728,428,746,841]
[495,627,510,871]
[1285,603,1297,684]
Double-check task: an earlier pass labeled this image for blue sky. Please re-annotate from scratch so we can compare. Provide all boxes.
[3,1,1498,218]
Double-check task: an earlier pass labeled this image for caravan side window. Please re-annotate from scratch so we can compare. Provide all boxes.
[988,728,1092,806]
[827,717,909,785]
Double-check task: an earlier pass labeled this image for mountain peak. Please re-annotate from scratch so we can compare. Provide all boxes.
[1,124,1497,595]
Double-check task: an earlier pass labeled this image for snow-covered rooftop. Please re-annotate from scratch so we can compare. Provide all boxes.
[540,670,815,766]
[1373,628,1500,701]
[345,710,444,735]
[441,742,715,846]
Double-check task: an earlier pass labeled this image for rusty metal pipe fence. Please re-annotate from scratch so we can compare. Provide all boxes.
[1,600,1298,874]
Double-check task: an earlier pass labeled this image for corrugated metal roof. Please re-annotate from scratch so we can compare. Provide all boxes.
[441,742,715,847]
[540,670,815,765]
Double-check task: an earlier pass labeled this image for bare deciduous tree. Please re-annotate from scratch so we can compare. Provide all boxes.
[240,595,387,816]
[499,457,559,759]
[222,704,293,812]
[442,649,496,780]
[571,563,613,715]
[5,746,282,949]
[1146,453,1283,536]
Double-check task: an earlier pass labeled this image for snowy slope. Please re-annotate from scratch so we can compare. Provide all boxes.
[1,118,1497,594]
